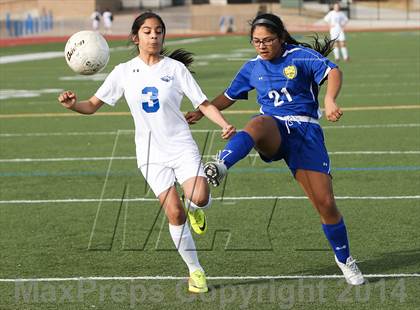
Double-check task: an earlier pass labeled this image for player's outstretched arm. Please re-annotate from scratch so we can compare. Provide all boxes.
[324,68,343,122]
[185,92,235,124]
[197,100,236,139]
[58,91,104,115]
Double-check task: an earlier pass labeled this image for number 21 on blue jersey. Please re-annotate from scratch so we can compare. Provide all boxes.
[268,88,293,107]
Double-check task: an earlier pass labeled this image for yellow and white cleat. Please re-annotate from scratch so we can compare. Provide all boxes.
[188,269,208,293]
[187,208,208,235]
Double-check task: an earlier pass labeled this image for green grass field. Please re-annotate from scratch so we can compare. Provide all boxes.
[0,31,419,309]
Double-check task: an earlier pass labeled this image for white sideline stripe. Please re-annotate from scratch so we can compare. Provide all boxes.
[1,151,419,163]
[1,123,419,137]
[1,274,419,282]
[323,123,420,129]
[328,151,420,155]
[1,106,419,119]
[1,196,419,204]
[0,51,63,64]
[0,38,215,64]
[0,156,136,163]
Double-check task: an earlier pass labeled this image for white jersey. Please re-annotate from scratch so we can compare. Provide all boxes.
[324,10,348,41]
[95,56,207,167]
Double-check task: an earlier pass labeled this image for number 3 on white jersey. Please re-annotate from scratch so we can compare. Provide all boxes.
[268,88,293,107]
[141,87,160,113]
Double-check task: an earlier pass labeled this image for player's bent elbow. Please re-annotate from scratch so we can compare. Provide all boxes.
[88,98,104,114]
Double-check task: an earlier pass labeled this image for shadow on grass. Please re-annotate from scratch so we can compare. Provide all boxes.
[300,248,420,280]
[208,248,420,290]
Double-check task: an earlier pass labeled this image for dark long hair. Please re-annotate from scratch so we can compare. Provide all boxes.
[162,48,195,73]
[250,13,334,57]
[130,12,194,72]
[130,12,166,42]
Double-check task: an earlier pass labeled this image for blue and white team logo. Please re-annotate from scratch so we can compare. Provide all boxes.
[160,75,174,82]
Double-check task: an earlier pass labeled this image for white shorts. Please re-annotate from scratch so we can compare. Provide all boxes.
[139,152,206,197]
[330,29,346,42]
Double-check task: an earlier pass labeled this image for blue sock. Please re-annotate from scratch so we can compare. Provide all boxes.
[218,131,255,169]
[322,218,350,264]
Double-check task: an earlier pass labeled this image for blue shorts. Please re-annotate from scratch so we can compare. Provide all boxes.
[259,116,331,176]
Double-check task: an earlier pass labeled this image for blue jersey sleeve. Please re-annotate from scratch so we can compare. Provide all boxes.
[225,61,255,100]
[303,49,338,85]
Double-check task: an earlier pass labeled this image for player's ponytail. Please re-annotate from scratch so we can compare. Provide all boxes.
[162,48,194,73]
[251,14,334,57]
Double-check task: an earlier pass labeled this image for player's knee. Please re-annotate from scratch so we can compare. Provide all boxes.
[246,116,272,139]
[189,195,212,210]
[315,195,336,212]
[319,200,340,220]
[165,205,186,224]
[248,116,267,130]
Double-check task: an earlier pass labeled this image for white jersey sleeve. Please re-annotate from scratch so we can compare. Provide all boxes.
[324,11,332,24]
[95,65,124,106]
[176,64,207,109]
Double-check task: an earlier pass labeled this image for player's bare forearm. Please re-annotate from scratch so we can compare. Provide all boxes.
[71,100,103,114]
[185,93,235,125]
[198,101,229,127]
[58,92,103,114]
[198,101,236,139]
[210,93,235,111]
[324,68,343,122]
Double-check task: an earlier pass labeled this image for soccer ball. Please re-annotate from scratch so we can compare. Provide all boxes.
[64,31,110,75]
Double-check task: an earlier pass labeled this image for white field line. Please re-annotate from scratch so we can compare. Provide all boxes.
[322,123,420,129]
[343,82,419,87]
[1,150,419,163]
[341,92,419,97]
[0,123,419,138]
[1,196,419,205]
[0,51,64,64]
[328,151,420,155]
[227,58,418,63]
[0,156,135,163]
[0,274,419,282]
[1,105,419,119]
[0,38,216,65]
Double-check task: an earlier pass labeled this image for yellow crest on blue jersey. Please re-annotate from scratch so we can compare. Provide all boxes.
[283,65,297,79]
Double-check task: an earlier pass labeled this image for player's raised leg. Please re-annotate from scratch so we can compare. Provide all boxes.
[159,186,208,293]
[205,115,280,186]
[296,170,364,285]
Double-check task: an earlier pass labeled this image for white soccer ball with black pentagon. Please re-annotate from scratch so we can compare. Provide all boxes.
[64,31,109,75]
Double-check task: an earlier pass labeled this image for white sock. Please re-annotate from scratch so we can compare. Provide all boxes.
[341,47,348,60]
[169,223,203,274]
[333,47,340,60]
[185,195,212,212]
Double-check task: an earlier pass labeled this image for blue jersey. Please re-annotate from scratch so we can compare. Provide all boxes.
[225,44,337,119]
